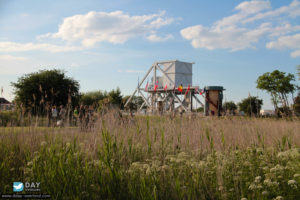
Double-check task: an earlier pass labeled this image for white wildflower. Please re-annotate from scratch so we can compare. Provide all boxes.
[248,183,256,190]
[288,179,297,189]
[255,176,261,183]
[294,174,300,178]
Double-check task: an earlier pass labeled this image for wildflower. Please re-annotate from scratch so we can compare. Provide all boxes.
[272,181,279,187]
[294,174,300,178]
[93,160,100,167]
[256,184,263,189]
[197,161,205,169]
[256,147,263,153]
[288,179,297,189]
[263,178,272,187]
[262,191,268,195]
[248,183,256,190]
[146,167,151,175]
[131,162,141,168]
[275,196,283,200]
[270,164,283,173]
[161,165,169,171]
[178,152,189,159]
[65,142,71,149]
[241,198,247,200]
[143,164,150,171]
[40,141,47,146]
[243,161,251,167]
[27,161,33,166]
[255,176,261,183]
[262,166,269,172]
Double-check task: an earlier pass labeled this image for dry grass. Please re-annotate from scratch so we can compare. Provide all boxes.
[1,115,299,153]
[0,113,299,199]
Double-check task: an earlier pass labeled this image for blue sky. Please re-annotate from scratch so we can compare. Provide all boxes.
[0,0,299,109]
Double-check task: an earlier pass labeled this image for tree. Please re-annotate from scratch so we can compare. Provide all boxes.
[122,95,144,111]
[97,88,123,111]
[223,101,237,114]
[108,88,122,106]
[238,96,263,116]
[12,69,79,113]
[257,70,295,116]
[294,95,300,116]
[80,90,107,107]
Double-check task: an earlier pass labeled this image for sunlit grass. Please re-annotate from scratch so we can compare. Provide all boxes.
[0,115,299,199]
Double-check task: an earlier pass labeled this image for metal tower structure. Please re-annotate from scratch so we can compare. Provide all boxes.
[124,60,204,113]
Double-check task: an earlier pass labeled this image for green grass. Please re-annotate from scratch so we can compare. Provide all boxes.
[0,115,299,199]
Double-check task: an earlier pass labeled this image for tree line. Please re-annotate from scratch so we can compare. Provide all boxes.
[10,68,300,117]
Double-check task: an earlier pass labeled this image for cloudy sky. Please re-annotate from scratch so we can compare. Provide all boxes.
[0,0,299,109]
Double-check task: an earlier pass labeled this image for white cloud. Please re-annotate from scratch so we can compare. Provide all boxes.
[146,34,173,42]
[0,42,83,53]
[268,23,300,37]
[0,54,27,61]
[266,33,300,57]
[215,0,271,28]
[235,0,271,14]
[242,0,300,24]
[181,23,271,51]
[181,0,300,57]
[41,10,174,47]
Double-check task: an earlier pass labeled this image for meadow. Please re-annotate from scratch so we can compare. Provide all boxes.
[0,113,300,200]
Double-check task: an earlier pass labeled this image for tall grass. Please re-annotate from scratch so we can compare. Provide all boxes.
[0,114,299,199]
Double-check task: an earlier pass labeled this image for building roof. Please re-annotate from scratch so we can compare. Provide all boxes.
[0,97,10,104]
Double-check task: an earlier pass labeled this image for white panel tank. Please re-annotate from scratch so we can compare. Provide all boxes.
[162,60,193,87]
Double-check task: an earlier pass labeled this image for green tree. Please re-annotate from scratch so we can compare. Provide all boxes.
[238,96,263,116]
[294,95,300,116]
[98,88,123,111]
[223,101,237,114]
[122,95,144,111]
[80,90,107,107]
[108,87,122,106]
[256,70,295,116]
[12,69,79,113]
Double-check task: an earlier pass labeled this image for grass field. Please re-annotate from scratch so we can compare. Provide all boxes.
[0,114,300,199]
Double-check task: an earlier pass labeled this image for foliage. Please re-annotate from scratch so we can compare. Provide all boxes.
[223,101,237,114]
[122,95,145,110]
[0,111,18,126]
[108,87,122,106]
[293,95,300,116]
[80,90,107,107]
[238,96,263,116]
[12,69,79,110]
[80,88,122,111]
[257,70,295,116]
[196,107,204,112]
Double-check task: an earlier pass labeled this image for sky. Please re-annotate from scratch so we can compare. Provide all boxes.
[0,0,299,109]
